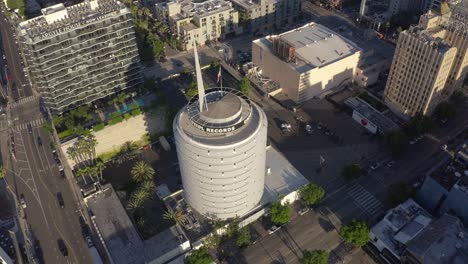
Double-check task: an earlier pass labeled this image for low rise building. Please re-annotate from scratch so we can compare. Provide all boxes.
[344,97,399,135]
[370,199,432,261]
[416,150,468,226]
[401,214,468,264]
[252,23,362,103]
[229,0,301,35]
[155,0,240,50]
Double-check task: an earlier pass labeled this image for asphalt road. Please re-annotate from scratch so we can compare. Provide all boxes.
[0,6,93,264]
[0,9,32,101]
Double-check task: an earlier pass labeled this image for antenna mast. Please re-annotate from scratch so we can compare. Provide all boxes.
[193,44,207,112]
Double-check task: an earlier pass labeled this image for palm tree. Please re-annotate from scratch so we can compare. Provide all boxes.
[127,188,150,210]
[75,168,88,185]
[95,161,106,181]
[131,161,155,183]
[141,180,155,193]
[67,146,80,169]
[120,141,138,155]
[163,210,183,225]
[84,134,97,164]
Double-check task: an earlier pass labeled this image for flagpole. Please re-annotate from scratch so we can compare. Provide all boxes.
[220,66,223,90]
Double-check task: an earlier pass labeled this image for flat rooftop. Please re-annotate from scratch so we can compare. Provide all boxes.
[86,187,145,264]
[254,23,360,73]
[260,146,309,205]
[163,0,233,20]
[344,97,399,133]
[230,0,278,10]
[430,157,467,191]
[370,199,432,258]
[18,0,127,42]
[406,214,468,264]
[143,225,189,263]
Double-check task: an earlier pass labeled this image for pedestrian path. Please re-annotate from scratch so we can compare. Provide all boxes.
[347,183,384,217]
[10,95,39,108]
[14,118,45,131]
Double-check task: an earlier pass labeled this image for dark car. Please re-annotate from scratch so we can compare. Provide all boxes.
[27,123,32,134]
[56,192,64,208]
[59,169,65,178]
[37,137,42,146]
[57,239,68,256]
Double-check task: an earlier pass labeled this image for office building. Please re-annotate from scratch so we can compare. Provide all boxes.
[383,3,467,118]
[173,46,268,220]
[230,0,300,35]
[155,0,240,50]
[252,23,361,103]
[17,0,141,113]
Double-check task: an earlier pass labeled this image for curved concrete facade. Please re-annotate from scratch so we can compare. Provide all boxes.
[173,89,268,220]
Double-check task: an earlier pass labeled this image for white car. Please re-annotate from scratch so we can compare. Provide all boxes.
[305,124,313,134]
[441,144,448,151]
[281,123,291,131]
[268,225,281,234]
[20,194,26,209]
[298,207,310,216]
[370,163,381,170]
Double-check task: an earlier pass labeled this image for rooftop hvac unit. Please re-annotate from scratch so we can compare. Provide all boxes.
[267,167,271,174]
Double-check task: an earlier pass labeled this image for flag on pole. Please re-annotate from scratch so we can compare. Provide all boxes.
[217,66,222,83]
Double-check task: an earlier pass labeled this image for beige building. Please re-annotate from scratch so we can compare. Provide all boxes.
[230,0,300,35]
[252,23,362,103]
[155,0,240,50]
[384,4,468,118]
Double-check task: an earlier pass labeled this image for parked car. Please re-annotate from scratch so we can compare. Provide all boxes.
[267,225,281,234]
[59,169,65,178]
[298,207,310,216]
[86,236,94,248]
[56,192,65,208]
[20,194,26,208]
[57,239,68,256]
[370,162,381,170]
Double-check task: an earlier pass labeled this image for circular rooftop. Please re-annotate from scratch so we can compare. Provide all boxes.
[185,87,252,133]
[200,93,242,124]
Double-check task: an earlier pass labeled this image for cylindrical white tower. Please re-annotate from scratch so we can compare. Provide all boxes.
[173,88,268,220]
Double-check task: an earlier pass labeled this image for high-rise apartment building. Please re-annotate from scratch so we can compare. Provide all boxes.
[18,0,141,113]
[383,3,467,118]
[230,0,300,35]
[155,0,240,50]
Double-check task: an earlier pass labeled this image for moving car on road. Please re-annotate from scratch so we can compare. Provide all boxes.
[57,239,68,256]
[36,137,42,146]
[27,123,32,134]
[56,192,65,208]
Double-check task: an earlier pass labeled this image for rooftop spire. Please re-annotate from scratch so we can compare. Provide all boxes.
[193,44,207,112]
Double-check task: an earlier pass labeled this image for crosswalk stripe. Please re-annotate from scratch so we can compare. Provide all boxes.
[347,183,384,217]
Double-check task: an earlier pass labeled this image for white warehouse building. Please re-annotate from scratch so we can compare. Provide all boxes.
[173,46,268,220]
[252,22,362,103]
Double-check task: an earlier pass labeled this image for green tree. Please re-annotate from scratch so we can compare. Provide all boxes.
[406,114,433,137]
[185,247,212,264]
[0,166,6,179]
[163,210,184,225]
[95,161,106,181]
[127,187,150,210]
[270,201,291,225]
[388,181,416,206]
[236,227,251,248]
[341,164,362,182]
[239,77,251,95]
[433,101,456,121]
[385,131,408,155]
[301,250,329,264]
[131,161,155,183]
[299,183,325,206]
[141,180,155,193]
[186,81,199,97]
[339,220,369,247]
